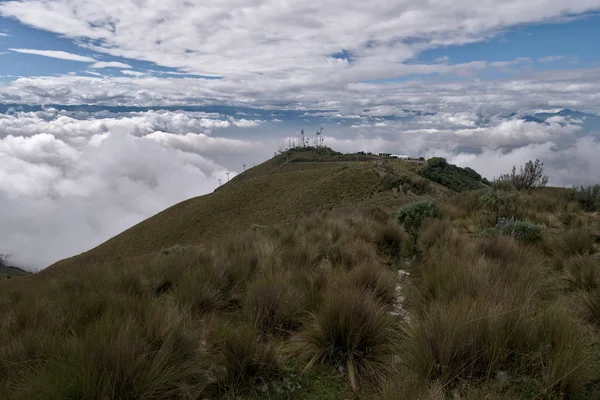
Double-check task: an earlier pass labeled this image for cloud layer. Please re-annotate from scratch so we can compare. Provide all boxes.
[0,109,268,270]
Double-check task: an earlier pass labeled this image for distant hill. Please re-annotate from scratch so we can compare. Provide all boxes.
[0,255,29,278]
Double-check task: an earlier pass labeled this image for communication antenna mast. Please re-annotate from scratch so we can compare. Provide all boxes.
[301,129,305,147]
[315,127,324,147]
[320,127,324,147]
[218,179,222,186]
[226,172,230,181]
[242,164,247,171]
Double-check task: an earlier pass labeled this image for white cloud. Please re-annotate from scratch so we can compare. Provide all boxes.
[447,137,600,186]
[538,55,566,63]
[121,70,146,77]
[3,66,600,115]
[9,48,97,62]
[0,110,270,270]
[0,32,9,37]
[9,48,132,70]
[1,0,599,82]
[90,61,132,69]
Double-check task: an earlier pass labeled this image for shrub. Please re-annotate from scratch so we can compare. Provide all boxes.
[159,243,192,256]
[395,200,442,239]
[571,184,600,212]
[493,217,543,245]
[293,288,398,391]
[496,159,549,190]
[479,188,519,225]
[421,157,487,192]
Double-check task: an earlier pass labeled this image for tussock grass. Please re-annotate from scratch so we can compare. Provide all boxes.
[373,222,407,263]
[244,271,304,335]
[206,322,280,395]
[292,288,399,392]
[561,255,600,291]
[2,163,600,399]
[559,226,596,257]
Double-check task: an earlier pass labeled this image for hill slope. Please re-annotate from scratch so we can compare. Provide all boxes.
[2,148,600,399]
[50,149,445,270]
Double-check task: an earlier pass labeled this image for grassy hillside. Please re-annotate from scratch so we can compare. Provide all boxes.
[50,149,445,271]
[2,149,600,399]
[0,265,29,278]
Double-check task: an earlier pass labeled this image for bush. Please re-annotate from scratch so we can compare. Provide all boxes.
[293,288,398,391]
[421,158,487,192]
[479,188,519,225]
[158,243,192,256]
[493,217,543,245]
[395,200,442,239]
[496,159,549,190]
[570,184,600,212]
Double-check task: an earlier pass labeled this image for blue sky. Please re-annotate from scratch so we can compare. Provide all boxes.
[0,15,216,80]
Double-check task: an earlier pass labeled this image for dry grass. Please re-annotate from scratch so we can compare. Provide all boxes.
[2,158,600,399]
[292,287,399,392]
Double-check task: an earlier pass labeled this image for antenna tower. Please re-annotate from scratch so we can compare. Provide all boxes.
[242,164,246,171]
[226,172,230,181]
[320,127,324,147]
[218,179,222,186]
[301,129,305,147]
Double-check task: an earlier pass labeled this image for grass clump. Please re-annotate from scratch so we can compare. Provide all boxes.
[14,307,208,399]
[373,222,407,263]
[293,288,398,392]
[559,226,596,256]
[561,255,599,291]
[244,271,304,335]
[207,322,280,395]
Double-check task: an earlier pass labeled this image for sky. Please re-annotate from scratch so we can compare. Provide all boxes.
[1,0,600,270]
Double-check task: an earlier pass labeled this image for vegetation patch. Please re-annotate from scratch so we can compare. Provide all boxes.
[421,157,489,192]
